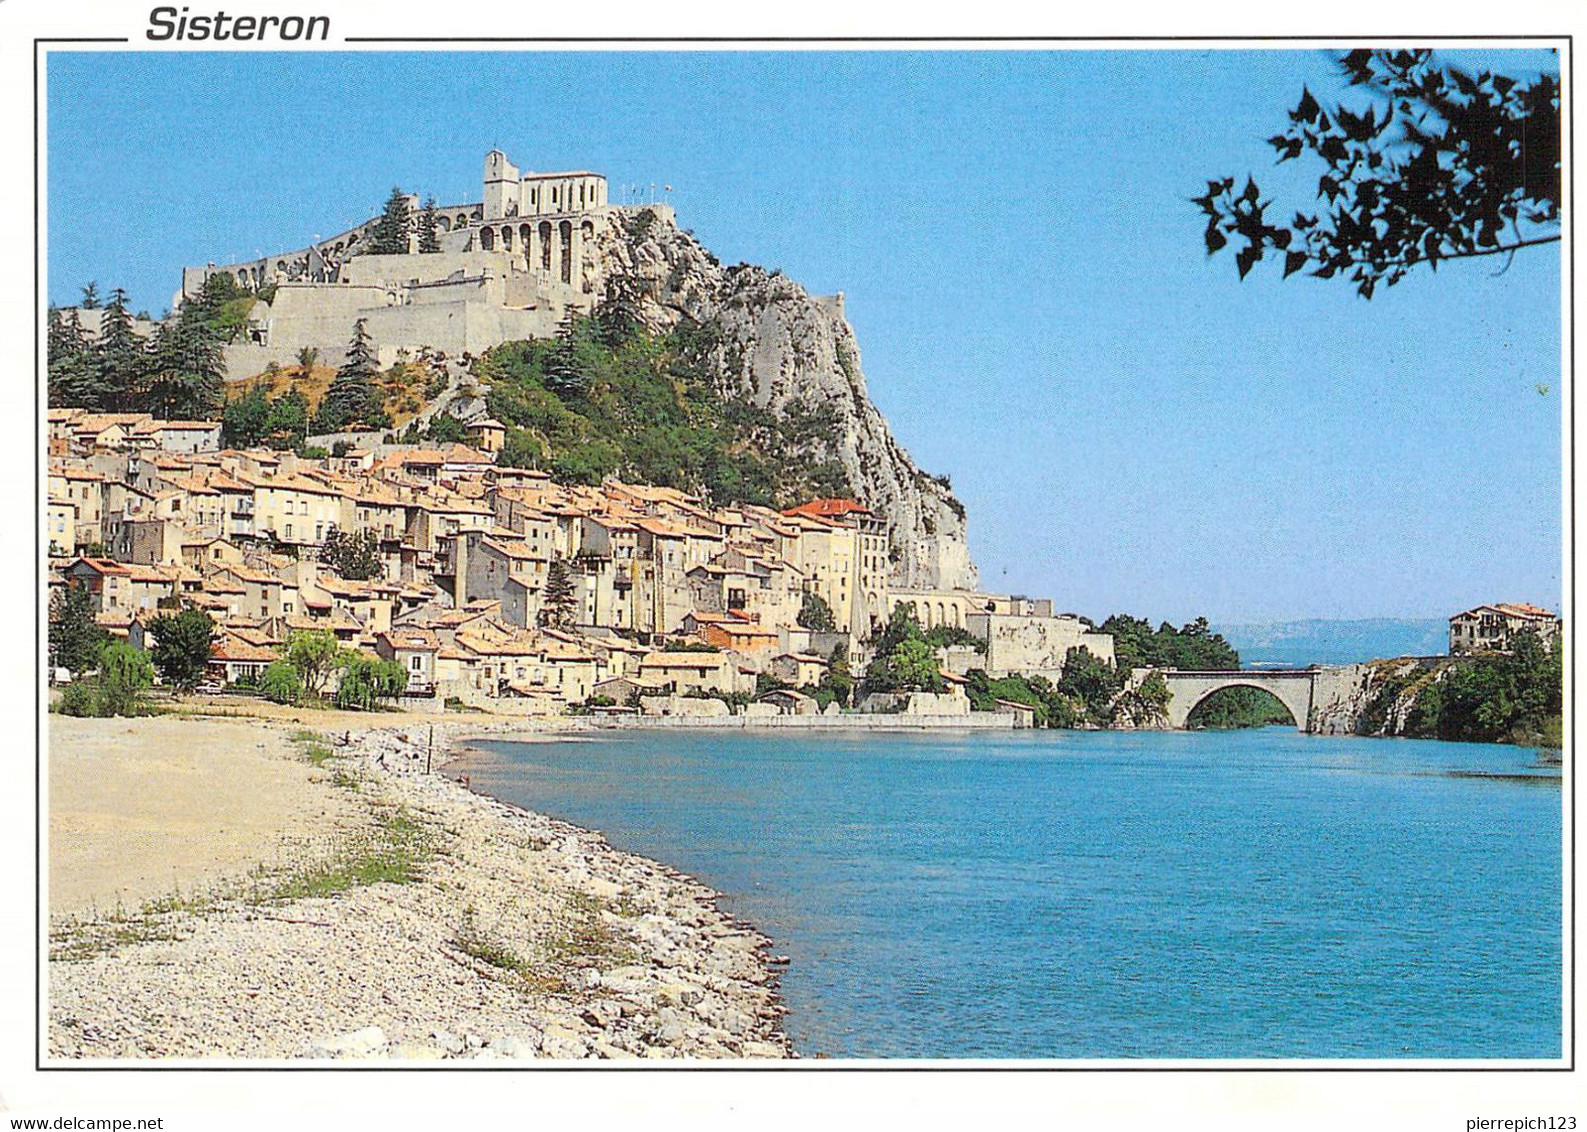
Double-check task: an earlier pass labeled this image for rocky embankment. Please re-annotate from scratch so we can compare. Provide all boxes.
[49,724,792,1060]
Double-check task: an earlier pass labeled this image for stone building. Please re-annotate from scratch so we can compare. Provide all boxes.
[180,151,624,375]
[1448,603,1562,654]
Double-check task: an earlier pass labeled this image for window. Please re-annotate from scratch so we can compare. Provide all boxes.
[411,655,423,671]
[285,524,293,540]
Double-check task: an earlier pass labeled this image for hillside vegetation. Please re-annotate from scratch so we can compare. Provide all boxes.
[1359,631,1563,748]
[477,297,853,506]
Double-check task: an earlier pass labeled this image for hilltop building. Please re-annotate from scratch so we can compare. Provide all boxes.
[1448,603,1562,654]
[178,151,647,376]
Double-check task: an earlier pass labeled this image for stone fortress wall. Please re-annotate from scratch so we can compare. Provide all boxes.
[184,151,624,374]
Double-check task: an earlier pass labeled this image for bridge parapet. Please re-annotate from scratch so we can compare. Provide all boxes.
[1157,668,1322,732]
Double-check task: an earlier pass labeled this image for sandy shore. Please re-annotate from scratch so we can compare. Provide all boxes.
[49,715,368,916]
[47,715,791,1060]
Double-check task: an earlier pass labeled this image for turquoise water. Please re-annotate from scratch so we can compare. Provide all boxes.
[456,727,1562,1060]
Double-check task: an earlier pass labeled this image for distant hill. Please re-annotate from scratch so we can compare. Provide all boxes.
[1213,619,1448,669]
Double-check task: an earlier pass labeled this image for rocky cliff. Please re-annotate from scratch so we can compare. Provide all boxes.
[591,206,978,593]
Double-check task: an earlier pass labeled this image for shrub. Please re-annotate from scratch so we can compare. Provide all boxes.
[261,660,303,705]
[56,681,101,717]
[97,641,155,717]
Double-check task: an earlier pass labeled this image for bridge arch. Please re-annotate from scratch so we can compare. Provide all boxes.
[1160,670,1317,733]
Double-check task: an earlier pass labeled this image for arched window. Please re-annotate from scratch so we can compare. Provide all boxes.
[500,226,513,251]
[538,221,552,272]
[520,224,533,261]
[437,216,451,232]
[559,221,573,284]
[479,227,495,251]
[456,213,469,229]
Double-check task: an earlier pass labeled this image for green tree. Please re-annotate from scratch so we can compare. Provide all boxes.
[1100,614,1240,672]
[97,287,147,412]
[79,280,101,309]
[418,196,441,254]
[424,411,469,445]
[285,629,347,699]
[47,308,101,408]
[145,608,215,693]
[538,557,578,629]
[222,386,272,448]
[48,584,105,675]
[870,602,924,655]
[315,319,385,431]
[260,659,303,705]
[1115,671,1172,729]
[964,669,1053,727]
[370,186,413,255]
[593,273,648,348]
[819,643,854,708]
[335,653,408,710]
[266,388,310,449]
[97,641,155,717]
[295,345,319,372]
[497,427,545,470]
[146,316,224,420]
[1196,50,1560,298]
[1435,630,1562,744]
[796,591,837,632]
[866,637,944,694]
[1056,647,1127,728]
[319,526,383,581]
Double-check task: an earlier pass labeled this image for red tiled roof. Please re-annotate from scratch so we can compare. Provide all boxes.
[781,498,871,520]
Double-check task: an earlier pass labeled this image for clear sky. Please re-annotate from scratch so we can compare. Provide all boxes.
[46,48,1563,624]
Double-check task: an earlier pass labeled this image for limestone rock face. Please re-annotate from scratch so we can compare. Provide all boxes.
[591,207,979,593]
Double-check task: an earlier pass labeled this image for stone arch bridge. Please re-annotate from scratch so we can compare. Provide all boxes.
[1159,669,1330,732]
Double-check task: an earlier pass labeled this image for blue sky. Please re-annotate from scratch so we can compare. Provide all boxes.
[46,49,1563,623]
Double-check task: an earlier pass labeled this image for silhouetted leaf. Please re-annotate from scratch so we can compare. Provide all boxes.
[1283,251,1308,278]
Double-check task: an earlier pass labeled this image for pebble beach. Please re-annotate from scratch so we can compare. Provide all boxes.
[48,717,792,1061]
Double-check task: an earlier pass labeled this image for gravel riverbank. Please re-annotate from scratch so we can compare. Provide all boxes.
[49,719,792,1060]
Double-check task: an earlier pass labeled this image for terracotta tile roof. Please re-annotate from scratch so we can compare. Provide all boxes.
[782,498,872,520]
[71,557,130,575]
[379,627,439,652]
[211,634,279,663]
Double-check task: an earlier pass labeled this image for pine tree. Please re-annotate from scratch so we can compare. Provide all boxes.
[317,319,383,430]
[47,308,100,408]
[418,196,441,253]
[370,186,413,255]
[593,273,646,347]
[97,287,145,412]
[48,584,106,675]
[79,281,101,309]
[543,311,590,399]
[146,317,223,420]
[538,557,578,629]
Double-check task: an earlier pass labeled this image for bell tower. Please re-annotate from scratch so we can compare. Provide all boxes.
[483,149,520,220]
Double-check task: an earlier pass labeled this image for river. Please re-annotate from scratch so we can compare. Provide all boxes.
[454,726,1561,1060]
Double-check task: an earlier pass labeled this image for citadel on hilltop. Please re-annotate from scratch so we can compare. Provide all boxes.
[182,151,647,375]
